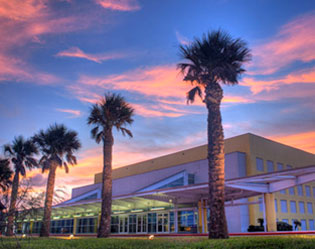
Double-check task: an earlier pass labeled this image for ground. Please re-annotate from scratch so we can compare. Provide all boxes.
[1,236,315,249]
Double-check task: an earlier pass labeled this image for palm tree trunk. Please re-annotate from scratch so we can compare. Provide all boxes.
[6,171,19,236]
[205,83,229,239]
[40,163,57,237]
[98,129,113,238]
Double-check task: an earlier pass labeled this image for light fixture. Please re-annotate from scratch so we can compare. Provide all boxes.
[149,235,154,240]
[73,214,82,218]
[131,209,143,213]
[150,207,165,211]
[113,211,125,214]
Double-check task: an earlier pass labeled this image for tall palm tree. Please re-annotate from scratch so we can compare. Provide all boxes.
[33,124,81,237]
[177,30,251,239]
[0,158,12,192]
[88,93,134,238]
[4,136,38,236]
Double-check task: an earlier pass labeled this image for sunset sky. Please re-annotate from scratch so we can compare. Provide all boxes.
[0,0,314,197]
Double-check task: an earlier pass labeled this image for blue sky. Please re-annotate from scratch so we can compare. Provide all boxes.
[0,0,314,195]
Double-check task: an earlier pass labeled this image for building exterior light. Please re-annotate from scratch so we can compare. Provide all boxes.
[150,207,165,211]
[131,209,143,213]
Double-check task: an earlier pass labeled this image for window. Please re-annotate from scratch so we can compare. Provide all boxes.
[129,215,137,233]
[148,213,157,233]
[280,189,286,194]
[305,186,311,197]
[299,201,305,214]
[31,221,42,234]
[301,219,307,231]
[280,200,288,213]
[307,202,313,214]
[277,163,283,171]
[297,185,303,196]
[274,199,278,212]
[309,220,314,230]
[77,217,96,234]
[188,174,195,185]
[256,158,264,172]
[259,197,263,212]
[282,219,288,224]
[178,211,195,232]
[111,216,119,233]
[267,160,274,172]
[290,201,297,213]
[289,187,295,195]
[313,187,315,198]
[50,219,74,234]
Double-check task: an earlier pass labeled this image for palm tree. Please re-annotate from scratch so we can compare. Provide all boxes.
[88,93,134,238]
[0,158,12,192]
[33,124,81,237]
[4,136,38,236]
[177,30,251,239]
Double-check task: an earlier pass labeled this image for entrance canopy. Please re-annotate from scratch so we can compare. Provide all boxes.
[53,165,315,216]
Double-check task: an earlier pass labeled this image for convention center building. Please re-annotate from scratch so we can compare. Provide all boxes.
[18,133,315,235]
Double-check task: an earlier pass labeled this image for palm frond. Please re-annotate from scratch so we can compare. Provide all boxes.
[187,86,203,104]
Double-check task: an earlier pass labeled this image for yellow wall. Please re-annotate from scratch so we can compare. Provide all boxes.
[245,134,315,228]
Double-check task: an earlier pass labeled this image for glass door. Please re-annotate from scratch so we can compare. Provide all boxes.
[137,214,147,233]
[157,213,169,233]
[119,215,128,233]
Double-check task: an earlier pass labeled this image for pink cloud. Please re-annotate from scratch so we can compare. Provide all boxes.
[0,0,88,84]
[56,108,82,118]
[241,67,315,94]
[96,0,140,11]
[251,12,315,75]
[56,47,128,63]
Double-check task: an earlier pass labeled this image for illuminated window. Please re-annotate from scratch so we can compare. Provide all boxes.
[77,217,96,234]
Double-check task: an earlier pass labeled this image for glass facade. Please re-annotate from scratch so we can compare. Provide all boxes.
[77,217,96,234]
[50,219,74,234]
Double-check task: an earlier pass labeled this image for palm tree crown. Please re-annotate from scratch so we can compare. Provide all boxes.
[33,124,81,173]
[178,30,251,103]
[88,93,134,142]
[4,136,38,175]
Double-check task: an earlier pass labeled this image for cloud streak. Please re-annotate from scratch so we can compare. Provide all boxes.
[56,108,82,118]
[250,12,315,75]
[56,47,128,63]
[96,0,140,11]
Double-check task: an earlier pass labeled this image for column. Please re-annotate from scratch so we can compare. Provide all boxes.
[264,193,277,232]
[198,200,203,233]
[73,217,77,235]
[203,199,208,233]
[174,204,178,233]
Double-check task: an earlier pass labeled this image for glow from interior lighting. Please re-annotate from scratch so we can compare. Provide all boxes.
[150,207,165,211]
[73,214,82,217]
[113,211,125,214]
[131,209,143,213]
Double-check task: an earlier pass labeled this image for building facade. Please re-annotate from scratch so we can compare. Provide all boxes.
[12,133,315,235]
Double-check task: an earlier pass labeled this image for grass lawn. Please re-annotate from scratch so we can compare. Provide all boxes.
[1,236,315,249]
